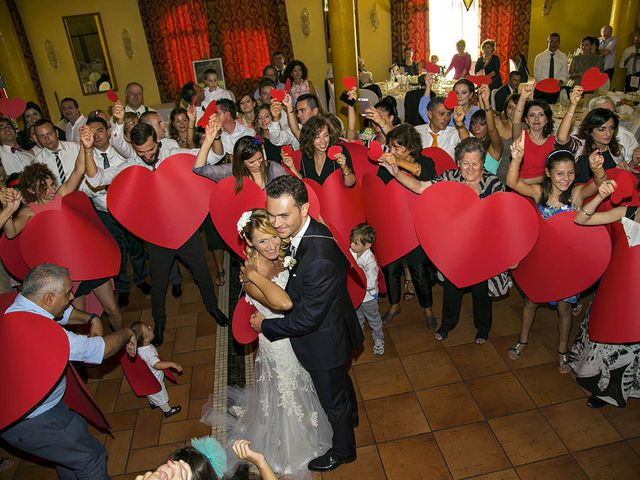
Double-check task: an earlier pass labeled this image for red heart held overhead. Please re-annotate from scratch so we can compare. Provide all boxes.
[107,153,215,249]
[415,182,539,288]
[196,101,217,128]
[20,191,120,280]
[343,141,378,186]
[281,145,293,157]
[444,91,458,110]
[232,297,258,344]
[468,75,491,86]
[327,145,342,160]
[0,97,26,119]
[420,147,458,176]
[535,78,561,94]
[0,234,30,280]
[271,89,286,102]
[367,140,384,161]
[341,76,357,91]
[362,173,421,267]
[106,89,119,103]
[589,222,640,343]
[120,351,161,396]
[511,211,611,303]
[581,67,608,92]
[425,62,440,74]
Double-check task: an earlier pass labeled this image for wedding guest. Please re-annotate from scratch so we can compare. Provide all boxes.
[599,25,618,81]
[125,82,154,116]
[569,36,604,85]
[253,65,285,100]
[272,51,287,83]
[393,47,420,75]
[208,99,256,160]
[493,71,521,113]
[0,118,34,176]
[445,40,472,79]
[419,77,480,129]
[534,33,568,103]
[271,93,320,143]
[168,107,195,149]
[620,32,640,92]
[237,94,258,130]
[283,60,318,104]
[17,101,65,149]
[60,97,87,143]
[264,103,299,153]
[202,69,233,108]
[416,96,464,158]
[475,39,502,90]
[33,119,81,185]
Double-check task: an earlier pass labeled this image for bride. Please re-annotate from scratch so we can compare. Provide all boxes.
[201,208,332,478]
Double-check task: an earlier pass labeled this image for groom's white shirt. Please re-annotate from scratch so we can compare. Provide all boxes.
[290,216,311,256]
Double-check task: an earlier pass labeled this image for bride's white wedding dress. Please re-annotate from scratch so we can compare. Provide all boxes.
[201,270,332,478]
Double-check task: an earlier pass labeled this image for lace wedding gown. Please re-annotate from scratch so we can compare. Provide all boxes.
[201,270,333,478]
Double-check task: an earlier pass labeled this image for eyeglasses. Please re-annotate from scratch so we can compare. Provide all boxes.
[0,124,15,132]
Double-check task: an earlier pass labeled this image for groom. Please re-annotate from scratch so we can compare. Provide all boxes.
[250,175,363,472]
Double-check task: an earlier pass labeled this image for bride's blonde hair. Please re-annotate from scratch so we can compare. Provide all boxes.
[241,208,289,258]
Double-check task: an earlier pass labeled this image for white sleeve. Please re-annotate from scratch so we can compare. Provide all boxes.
[268,121,299,149]
[86,160,132,187]
[110,123,134,160]
[620,47,633,68]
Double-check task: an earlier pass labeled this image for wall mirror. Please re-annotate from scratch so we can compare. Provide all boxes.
[63,13,117,95]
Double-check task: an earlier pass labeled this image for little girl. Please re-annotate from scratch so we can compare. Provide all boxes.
[130,321,183,417]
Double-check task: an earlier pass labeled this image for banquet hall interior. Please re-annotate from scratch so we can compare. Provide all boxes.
[1,0,640,479]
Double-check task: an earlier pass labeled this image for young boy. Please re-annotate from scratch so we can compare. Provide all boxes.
[130,321,183,417]
[349,223,385,355]
[201,68,233,108]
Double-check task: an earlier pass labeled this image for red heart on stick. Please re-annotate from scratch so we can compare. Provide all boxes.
[362,174,421,266]
[0,97,26,119]
[120,351,161,396]
[108,153,215,249]
[196,101,217,128]
[0,234,30,280]
[581,67,609,92]
[271,89,286,102]
[444,91,458,110]
[468,75,491,86]
[106,90,119,103]
[425,62,440,74]
[512,211,611,303]
[589,222,640,342]
[232,297,258,344]
[420,147,457,175]
[20,192,120,280]
[415,182,539,288]
[535,78,561,94]
[367,140,384,161]
[327,145,342,160]
[341,76,357,90]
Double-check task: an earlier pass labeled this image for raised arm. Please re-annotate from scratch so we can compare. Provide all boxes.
[186,105,196,149]
[572,150,607,206]
[379,153,431,194]
[478,85,503,158]
[193,116,221,169]
[345,87,357,141]
[506,134,542,200]
[0,188,25,238]
[241,255,292,311]
[58,126,88,196]
[418,74,434,123]
[512,83,533,140]
[556,86,583,145]
[453,106,470,140]
[283,94,301,140]
[575,180,627,225]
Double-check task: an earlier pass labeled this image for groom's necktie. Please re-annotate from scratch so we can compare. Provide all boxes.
[290,244,297,257]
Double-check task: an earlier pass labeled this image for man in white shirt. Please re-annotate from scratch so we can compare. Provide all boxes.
[534,33,568,104]
[60,97,87,143]
[0,118,34,176]
[587,96,640,167]
[599,25,618,81]
[620,32,640,93]
[270,93,320,144]
[415,97,462,159]
[33,119,81,185]
[210,99,256,160]
[124,82,154,117]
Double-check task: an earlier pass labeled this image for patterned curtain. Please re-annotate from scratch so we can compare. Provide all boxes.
[205,0,293,96]
[138,0,210,103]
[391,0,430,67]
[479,0,531,83]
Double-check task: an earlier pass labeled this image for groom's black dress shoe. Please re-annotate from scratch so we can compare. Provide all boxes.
[308,449,356,472]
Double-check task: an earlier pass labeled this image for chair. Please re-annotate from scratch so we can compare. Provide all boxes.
[357,88,379,107]
[404,88,426,126]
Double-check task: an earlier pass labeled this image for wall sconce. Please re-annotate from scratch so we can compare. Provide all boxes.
[301,8,310,37]
[45,40,58,69]
[122,29,134,58]
[369,3,379,32]
[542,0,557,15]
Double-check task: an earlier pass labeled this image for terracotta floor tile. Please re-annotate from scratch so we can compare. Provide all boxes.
[164,313,198,328]
[173,324,197,354]
[194,334,214,350]
[601,399,640,439]
[515,455,588,480]
[131,408,162,449]
[125,442,185,473]
[447,342,508,380]
[114,391,151,412]
[10,464,57,480]
[321,445,385,480]
[416,383,484,431]
[514,363,585,407]
[94,378,123,414]
[466,372,535,418]
[190,363,214,399]
[378,433,451,480]
[467,470,519,480]
[628,436,640,455]
[487,304,522,338]
[179,301,207,315]
[353,358,412,400]
[387,321,443,356]
[106,429,133,475]
[158,418,211,444]
[488,410,567,465]
[401,349,461,390]
[491,334,555,370]
[172,348,214,368]
[163,384,191,422]
[354,402,374,447]
[434,422,510,479]
[365,392,430,442]
[104,410,138,431]
[437,314,479,347]
[196,312,216,336]
[188,396,209,420]
[542,399,622,452]
[353,329,398,365]
[574,441,640,480]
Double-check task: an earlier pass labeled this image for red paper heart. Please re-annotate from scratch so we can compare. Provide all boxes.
[342,76,357,90]
[512,211,611,303]
[281,145,293,157]
[291,150,302,170]
[120,351,161,396]
[589,222,640,342]
[367,140,384,161]
[420,147,457,175]
[581,67,608,92]
[106,89,119,103]
[20,192,120,280]
[0,234,30,280]
[63,363,110,432]
[0,291,17,315]
[232,297,258,344]
[425,62,440,74]
[609,168,637,205]
[108,153,214,249]
[0,97,26,119]
[196,101,217,128]
[271,89,286,102]
[444,91,458,110]
[535,78,561,94]
[284,78,291,93]
[468,75,491,86]
[415,182,539,287]
[327,145,342,160]
[343,141,379,187]
[362,174,421,266]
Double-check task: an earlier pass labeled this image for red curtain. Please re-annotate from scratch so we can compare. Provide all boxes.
[138,0,210,103]
[391,0,430,67]
[479,0,531,83]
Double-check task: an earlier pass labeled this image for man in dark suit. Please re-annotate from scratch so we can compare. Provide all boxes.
[250,175,363,472]
[493,71,522,113]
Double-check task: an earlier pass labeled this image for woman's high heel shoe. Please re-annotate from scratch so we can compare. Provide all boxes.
[508,338,528,360]
[558,351,571,374]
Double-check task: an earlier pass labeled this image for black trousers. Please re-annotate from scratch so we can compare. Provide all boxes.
[440,279,492,338]
[147,232,217,334]
[308,365,357,457]
[383,249,433,308]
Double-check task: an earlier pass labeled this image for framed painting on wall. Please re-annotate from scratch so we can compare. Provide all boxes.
[192,58,226,89]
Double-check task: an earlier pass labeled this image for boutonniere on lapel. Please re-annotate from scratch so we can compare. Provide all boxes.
[283,256,297,270]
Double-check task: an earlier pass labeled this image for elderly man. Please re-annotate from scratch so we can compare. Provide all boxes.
[1,263,137,480]
[599,25,618,81]
[60,97,87,143]
[124,82,154,117]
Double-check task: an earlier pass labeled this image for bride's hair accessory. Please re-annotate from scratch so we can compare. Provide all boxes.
[190,435,227,478]
[236,210,253,236]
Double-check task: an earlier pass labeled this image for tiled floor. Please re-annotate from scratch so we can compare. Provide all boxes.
[2,263,640,479]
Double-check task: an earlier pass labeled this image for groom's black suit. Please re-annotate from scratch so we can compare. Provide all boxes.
[261,218,363,457]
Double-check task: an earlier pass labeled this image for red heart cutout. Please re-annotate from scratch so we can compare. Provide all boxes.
[342,76,357,90]
[420,147,457,175]
[120,351,161,396]
[108,153,214,249]
[512,211,611,303]
[0,97,26,119]
[425,62,440,74]
[609,168,637,205]
[468,75,491,86]
[196,101,217,128]
[581,67,608,92]
[281,145,293,157]
[415,182,539,287]
[291,149,302,170]
[362,174,421,266]
[535,78,561,94]
[271,89,286,102]
[0,291,17,315]
[20,192,120,280]
[106,90,119,103]
[1,234,30,280]
[284,78,291,93]
[63,364,110,432]
[343,141,379,187]
[327,145,342,160]
[444,91,458,110]
[589,222,640,342]
[367,140,384,161]
[232,297,258,344]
